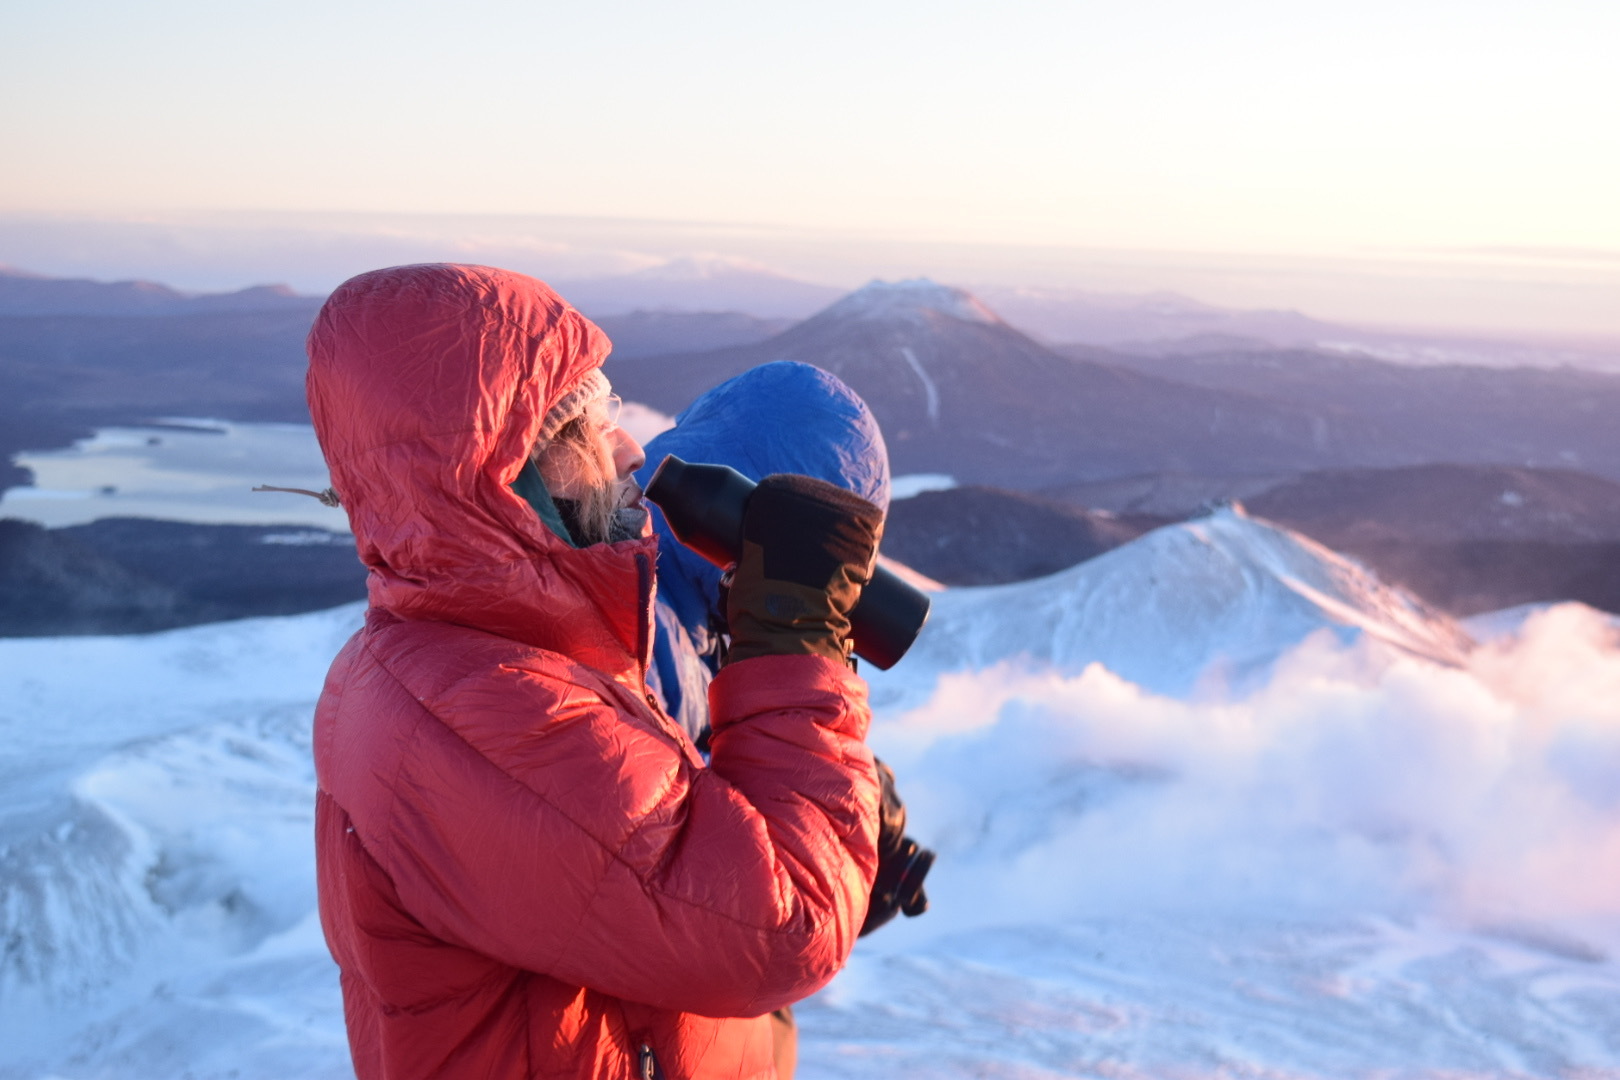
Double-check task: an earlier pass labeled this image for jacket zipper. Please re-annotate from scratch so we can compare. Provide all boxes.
[627,551,703,765]
[638,1041,665,1080]
[634,551,654,680]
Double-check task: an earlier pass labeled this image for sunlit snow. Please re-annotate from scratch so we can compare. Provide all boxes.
[4,511,1620,1078]
[820,279,1001,326]
[889,473,957,500]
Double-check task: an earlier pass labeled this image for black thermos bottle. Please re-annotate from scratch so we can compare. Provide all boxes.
[644,454,931,670]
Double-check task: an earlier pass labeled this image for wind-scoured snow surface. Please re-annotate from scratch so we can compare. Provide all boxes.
[5,510,1620,1077]
[0,606,361,1079]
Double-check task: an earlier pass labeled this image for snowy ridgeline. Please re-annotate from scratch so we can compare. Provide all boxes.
[3,508,1620,1078]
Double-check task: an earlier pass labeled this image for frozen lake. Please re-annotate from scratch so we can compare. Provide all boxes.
[0,420,352,532]
[0,403,678,533]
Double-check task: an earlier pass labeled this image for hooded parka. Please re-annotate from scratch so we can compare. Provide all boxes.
[306,264,881,1080]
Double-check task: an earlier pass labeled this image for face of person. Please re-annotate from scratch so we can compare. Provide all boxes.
[598,395,647,500]
[544,392,644,495]
[533,392,648,543]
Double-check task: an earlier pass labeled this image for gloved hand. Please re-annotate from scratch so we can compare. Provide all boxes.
[724,473,883,666]
[860,759,933,936]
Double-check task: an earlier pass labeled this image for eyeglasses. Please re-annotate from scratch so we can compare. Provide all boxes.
[558,392,623,438]
[600,393,623,431]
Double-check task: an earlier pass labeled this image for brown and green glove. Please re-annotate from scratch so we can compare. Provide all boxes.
[724,473,884,666]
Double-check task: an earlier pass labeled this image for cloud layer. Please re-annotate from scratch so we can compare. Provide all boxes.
[874,603,1620,942]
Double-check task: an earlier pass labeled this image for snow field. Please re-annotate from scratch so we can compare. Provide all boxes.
[0,606,361,1078]
[3,510,1620,1077]
[813,601,1620,1077]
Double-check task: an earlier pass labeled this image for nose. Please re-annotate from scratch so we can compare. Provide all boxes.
[609,425,645,482]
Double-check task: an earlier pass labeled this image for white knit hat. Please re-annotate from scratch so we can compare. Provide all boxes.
[539,369,612,442]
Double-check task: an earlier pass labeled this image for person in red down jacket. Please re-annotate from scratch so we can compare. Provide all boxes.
[305,263,884,1080]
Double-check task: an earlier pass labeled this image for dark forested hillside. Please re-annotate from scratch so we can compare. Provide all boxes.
[0,303,321,487]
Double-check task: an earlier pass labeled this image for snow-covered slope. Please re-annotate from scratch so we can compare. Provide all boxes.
[4,512,1620,1078]
[846,514,1620,1076]
[840,604,1620,1078]
[0,604,362,1078]
[873,504,1472,706]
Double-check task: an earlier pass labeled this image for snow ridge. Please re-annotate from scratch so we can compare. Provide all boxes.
[819,278,1000,325]
[871,504,1472,705]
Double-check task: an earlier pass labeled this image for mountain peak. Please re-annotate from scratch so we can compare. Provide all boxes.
[820,278,1001,325]
[880,507,1472,704]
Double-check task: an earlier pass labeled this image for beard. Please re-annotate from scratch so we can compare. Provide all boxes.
[554,479,648,547]
[606,505,651,543]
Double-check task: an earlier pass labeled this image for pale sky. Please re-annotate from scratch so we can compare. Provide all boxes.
[2,0,1618,338]
[4,0,1617,253]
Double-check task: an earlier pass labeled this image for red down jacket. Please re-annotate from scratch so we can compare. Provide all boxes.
[306,264,881,1080]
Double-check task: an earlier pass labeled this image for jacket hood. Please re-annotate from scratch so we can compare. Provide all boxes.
[635,361,890,647]
[307,263,655,678]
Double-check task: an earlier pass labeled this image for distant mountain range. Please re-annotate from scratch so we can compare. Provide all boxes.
[608,278,1620,487]
[5,265,1620,624]
[0,265,316,317]
[0,302,323,491]
[608,279,1357,487]
[0,266,326,498]
[974,284,1620,372]
[6,264,1620,500]
[1073,345,1620,480]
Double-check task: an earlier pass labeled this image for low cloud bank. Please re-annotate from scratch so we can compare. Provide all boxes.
[874,603,1620,941]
